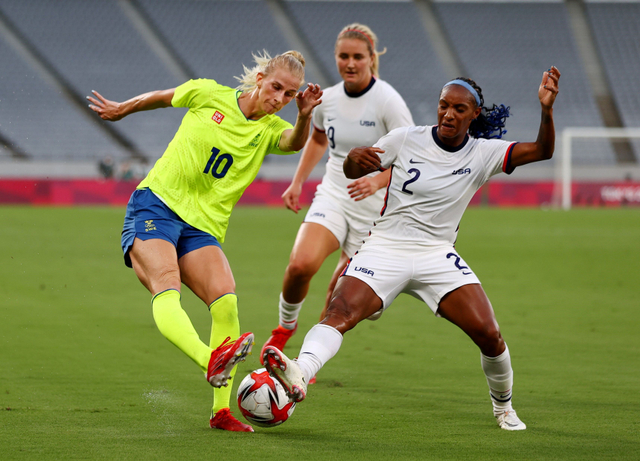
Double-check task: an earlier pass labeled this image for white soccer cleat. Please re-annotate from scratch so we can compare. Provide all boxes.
[496,409,527,431]
[262,346,307,403]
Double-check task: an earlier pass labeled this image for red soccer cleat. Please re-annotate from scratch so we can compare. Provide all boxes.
[210,408,254,432]
[260,324,297,365]
[206,332,254,387]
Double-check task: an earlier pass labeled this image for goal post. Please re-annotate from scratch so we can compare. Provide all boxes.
[558,127,640,210]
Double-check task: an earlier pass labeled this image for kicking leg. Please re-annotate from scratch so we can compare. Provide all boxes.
[131,238,212,371]
[262,223,340,361]
[264,275,382,402]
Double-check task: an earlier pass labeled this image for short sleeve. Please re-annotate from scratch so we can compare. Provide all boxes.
[479,139,518,182]
[382,92,414,132]
[172,79,218,109]
[311,102,325,132]
[374,127,410,170]
[267,117,295,156]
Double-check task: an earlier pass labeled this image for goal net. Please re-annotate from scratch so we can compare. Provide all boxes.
[556,127,640,209]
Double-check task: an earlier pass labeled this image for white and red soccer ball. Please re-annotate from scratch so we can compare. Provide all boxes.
[237,368,296,427]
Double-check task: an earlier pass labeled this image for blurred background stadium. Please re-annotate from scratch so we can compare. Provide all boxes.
[2,3,639,457]
[0,0,639,207]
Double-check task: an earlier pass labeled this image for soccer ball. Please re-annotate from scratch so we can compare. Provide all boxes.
[237,368,296,427]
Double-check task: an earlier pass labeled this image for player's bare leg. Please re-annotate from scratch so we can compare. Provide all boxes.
[437,284,525,430]
[262,223,340,363]
[265,276,382,402]
[282,223,341,304]
[320,251,350,320]
[130,239,213,372]
[304,250,350,384]
[321,275,383,333]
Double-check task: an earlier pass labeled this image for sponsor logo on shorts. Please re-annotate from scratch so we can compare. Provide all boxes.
[452,168,471,175]
[212,111,225,124]
[145,220,156,232]
[354,266,374,276]
[360,120,375,127]
[310,212,325,218]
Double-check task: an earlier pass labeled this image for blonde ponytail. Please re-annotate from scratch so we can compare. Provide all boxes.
[235,50,306,92]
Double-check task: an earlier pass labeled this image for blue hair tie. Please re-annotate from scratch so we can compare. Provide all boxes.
[444,79,481,107]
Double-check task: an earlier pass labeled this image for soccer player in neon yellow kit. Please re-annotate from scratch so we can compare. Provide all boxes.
[87,50,322,432]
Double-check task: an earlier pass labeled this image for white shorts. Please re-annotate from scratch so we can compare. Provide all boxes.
[342,243,481,318]
[304,184,382,257]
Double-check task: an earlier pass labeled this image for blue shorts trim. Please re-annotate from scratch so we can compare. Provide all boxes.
[121,188,221,268]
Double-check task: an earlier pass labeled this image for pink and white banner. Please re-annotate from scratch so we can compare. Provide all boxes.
[1,179,639,207]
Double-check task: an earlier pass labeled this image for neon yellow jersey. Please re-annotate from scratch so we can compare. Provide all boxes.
[138,79,294,242]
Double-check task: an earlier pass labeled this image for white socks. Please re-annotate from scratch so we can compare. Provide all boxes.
[481,345,514,416]
[278,292,303,329]
[296,324,343,382]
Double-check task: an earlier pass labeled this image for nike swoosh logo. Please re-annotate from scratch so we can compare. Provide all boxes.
[462,271,473,275]
[409,159,425,164]
[328,117,336,121]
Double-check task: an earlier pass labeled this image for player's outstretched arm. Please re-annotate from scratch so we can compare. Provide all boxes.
[87,88,175,122]
[510,67,561,168]
[279,83,322,152]
[282,128,329,213]
[344,146,384,179]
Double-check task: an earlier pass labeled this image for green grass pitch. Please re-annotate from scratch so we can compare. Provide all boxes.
[1,205,638,460]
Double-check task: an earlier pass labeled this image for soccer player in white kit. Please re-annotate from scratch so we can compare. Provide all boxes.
[261,24,413,361]
[264,67,561,431]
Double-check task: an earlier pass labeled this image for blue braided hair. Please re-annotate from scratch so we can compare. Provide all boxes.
[453,77,510,139]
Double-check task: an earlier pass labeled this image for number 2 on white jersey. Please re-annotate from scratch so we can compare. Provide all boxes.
[401,168,421,195]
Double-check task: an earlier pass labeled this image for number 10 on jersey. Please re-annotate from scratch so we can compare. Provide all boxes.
[203,147,233,179]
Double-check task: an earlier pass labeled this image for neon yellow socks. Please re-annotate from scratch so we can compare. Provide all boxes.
[209,293,240,414]
[152,289,211,372]
[151,289,243,415]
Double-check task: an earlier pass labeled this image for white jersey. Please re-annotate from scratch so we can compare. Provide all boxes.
[368,125,516,248]
[312,78,414,216]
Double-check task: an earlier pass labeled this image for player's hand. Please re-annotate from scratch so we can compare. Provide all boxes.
[539,66,560,110]
[282,182,303,213]
[348,146,384,173]
[347,177,378,202]
[87,90,123,121]
[296,83,322,117]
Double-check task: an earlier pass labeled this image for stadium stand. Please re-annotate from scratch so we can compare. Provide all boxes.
[137,0,321,130]
[0,0,637,179]
[285,0,450,127]
[587,2,640,157]
[0,0,184,161]
[0,25,129,161]
[435,1,616,166]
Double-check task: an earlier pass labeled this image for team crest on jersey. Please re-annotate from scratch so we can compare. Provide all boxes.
[144,220,156,232]
[360,120,375,127]
[249,133,261,147]
[452,168,471,175]
[212,111,225,124]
